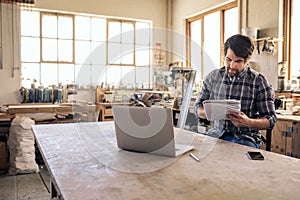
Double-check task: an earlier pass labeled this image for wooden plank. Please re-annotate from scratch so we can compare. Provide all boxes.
[277,114,300,122]
[0,113,14,119]
[6,105,73,115]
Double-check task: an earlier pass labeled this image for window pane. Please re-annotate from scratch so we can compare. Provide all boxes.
[203,11,220,76]
[136,44,150,66]
[75,16,91,40]
[98,67,107,86]
[21,10,40,37]
[136,67,149,88]
[190,19,202,78]
[75,41,91,64]
[121,44,134,64]
[75,65,91,85]
[21,63,40,88]
[91,18,106,41]
[58,64,74,84]
[58,15,73,39]
[91,65,106,85]
[107,66,121,86]
[21,37,40,62]
[41,63,58,85]
[42,14,57,38]
[290,0,300,77]
[58,39,73,62]
[108,43,121,64]
[121,66,135,88]
[224,7,238,41]
[108,21,121,42]
[21,10,151,88]
[136,22,150,44]
[42,38,57,61]
[91,41,106,65]
[122,22,134,44]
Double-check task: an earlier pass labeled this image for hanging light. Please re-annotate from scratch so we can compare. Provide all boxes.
[0,0,35,4]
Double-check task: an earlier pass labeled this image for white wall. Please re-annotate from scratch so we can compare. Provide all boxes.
[35,0,168,28]
[245,0,280,89]
[0,4,22,105]
[247,0,279,38]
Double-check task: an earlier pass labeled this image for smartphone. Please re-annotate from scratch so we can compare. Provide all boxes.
[246,151,264,160]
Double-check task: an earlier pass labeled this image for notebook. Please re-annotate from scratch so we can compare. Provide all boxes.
[203,99,241,121]
[112,106,194,157]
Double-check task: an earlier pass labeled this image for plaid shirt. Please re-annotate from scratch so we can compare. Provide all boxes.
[194,65,277,142]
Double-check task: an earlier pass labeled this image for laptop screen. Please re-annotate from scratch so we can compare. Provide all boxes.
[112,106,175,155]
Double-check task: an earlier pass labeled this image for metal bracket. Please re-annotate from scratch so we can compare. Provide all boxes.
[281,131,287,137]
[287,126,298,133]
[286,152,297,158]
[282,131,291,137]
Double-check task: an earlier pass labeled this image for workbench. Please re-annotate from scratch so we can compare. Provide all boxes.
[6,104,73,115]
[32,122,300,200]
[5,103,97,122]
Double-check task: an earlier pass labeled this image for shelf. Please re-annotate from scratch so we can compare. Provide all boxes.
[139,90,172,94]
[254,37,283,54]
[254,37,283,42]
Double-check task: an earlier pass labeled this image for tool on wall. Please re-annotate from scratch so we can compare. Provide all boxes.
[262,39,276,54]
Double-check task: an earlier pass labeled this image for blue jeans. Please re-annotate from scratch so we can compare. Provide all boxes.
[221,135,261,149]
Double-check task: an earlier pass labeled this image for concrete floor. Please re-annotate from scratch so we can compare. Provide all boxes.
[0,166,50,200]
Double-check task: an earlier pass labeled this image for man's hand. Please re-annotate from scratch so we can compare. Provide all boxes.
[226,110,251,128]
[226,110,270,129]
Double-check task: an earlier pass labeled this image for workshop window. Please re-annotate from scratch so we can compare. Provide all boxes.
[186,2,238,81]
[289,0,300,78]
[20,8,151,89]
[106,19,151,88]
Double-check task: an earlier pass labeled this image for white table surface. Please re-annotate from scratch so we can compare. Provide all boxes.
[32,121,300,200]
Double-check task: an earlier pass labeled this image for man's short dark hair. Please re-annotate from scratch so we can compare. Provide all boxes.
[224,34,254,60]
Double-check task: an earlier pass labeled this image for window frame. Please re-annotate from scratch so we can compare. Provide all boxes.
[283,0,299,80]
[40,12,75,64]
[106,19,136,66]
[20,8,152,88]
[185,1,238,79]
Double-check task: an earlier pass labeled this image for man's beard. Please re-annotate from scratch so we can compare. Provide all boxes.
[227,66,238,77]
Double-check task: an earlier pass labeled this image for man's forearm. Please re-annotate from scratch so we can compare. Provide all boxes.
[248,117,270,130]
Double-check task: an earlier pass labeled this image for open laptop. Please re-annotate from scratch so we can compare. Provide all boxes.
[112,106,194,157]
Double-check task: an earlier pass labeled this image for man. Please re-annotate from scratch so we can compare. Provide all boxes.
[194,34,276,148]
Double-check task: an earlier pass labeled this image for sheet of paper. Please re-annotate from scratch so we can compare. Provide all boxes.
[203,100,241,121]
